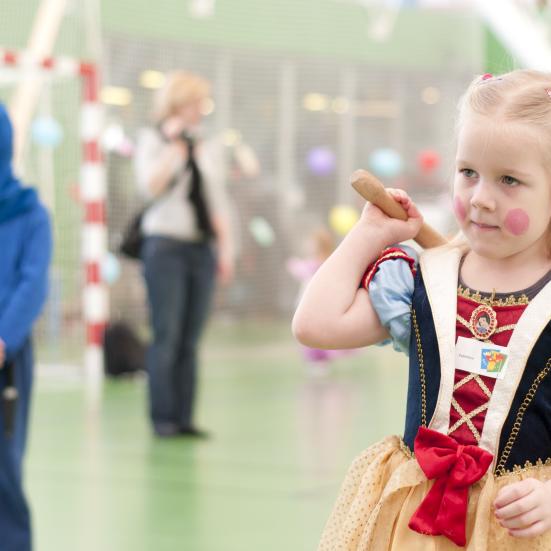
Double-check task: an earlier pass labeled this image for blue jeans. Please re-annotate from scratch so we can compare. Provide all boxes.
[142,236,216,432]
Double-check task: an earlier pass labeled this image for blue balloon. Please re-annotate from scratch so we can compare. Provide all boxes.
[101,253,121,285]
[368,148,402,179]
[31,116,63,148]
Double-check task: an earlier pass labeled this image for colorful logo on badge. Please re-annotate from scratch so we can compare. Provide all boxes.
[481,349,507,374]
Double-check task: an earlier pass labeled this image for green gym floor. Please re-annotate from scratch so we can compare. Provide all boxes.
[27,321,408,551]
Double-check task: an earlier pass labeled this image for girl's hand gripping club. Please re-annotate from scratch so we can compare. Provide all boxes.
[351,169,448,249]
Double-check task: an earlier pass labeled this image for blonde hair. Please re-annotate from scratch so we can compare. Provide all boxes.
[457,70,551,158]
[152,71,211,123]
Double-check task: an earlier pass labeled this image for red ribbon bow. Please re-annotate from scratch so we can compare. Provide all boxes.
[408,427,493,547]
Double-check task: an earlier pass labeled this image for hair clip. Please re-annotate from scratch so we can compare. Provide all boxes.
[479,73,502,85]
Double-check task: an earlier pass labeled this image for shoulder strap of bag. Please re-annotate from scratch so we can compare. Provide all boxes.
[142,174,179,212]
[141,125,182,211]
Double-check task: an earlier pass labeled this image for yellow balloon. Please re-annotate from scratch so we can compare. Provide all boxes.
[329,205,359,236]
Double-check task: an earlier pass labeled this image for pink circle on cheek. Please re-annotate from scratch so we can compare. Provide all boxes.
[504,209,530,236]
[453,196,466,222]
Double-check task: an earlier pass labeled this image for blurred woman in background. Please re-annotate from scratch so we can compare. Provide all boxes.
[135,71,234,438]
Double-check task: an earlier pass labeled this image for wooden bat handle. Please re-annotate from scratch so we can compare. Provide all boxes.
[351,169,448,249]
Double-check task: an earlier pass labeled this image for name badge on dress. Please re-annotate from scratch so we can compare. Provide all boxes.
[455,336,510,379]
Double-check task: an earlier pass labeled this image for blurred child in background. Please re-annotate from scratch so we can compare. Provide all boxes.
[287,227,355,375]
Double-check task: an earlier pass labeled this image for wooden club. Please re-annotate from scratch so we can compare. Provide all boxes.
[351,169,447,249]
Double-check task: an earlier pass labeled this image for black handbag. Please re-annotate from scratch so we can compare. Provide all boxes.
[119,208,146,259]
[119,173,179,260]
[103,321,146,377]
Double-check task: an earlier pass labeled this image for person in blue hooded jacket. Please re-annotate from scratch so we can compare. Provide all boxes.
[0,103,52,551]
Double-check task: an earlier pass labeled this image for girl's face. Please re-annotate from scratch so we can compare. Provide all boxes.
[453,113,551,262]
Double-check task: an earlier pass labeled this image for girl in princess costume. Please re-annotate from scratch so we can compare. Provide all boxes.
[293,70,551,550]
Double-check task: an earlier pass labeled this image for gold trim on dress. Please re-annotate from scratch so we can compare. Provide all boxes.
[399,437,551,477]
[495,357,551,476]
[496,456,551,478]
[453,372,492,398]
[411,308,427,428]
[449,373,493,442]
[362,249,415,288]
[448,398,487,442]
[400,438,414,459]
[456,313,517,340]
[457,284,530,307]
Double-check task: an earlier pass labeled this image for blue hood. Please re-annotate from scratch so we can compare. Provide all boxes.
[0,104,38,223]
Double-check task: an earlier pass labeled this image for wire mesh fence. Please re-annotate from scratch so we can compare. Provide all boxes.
[0,1,486,365]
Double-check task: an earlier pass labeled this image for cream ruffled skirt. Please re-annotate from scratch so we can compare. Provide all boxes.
[318,435,551,550]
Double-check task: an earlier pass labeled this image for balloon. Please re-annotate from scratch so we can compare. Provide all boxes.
[368,148,402,179]
[102,124,134,157]
[101,253,121,285]
[116,138,135,158]
[249,217,275,247]
[418,149,440,173]
[31,116,63,148]
[102,124,125,151]
[307,147,336,176]
[329,205,359,236]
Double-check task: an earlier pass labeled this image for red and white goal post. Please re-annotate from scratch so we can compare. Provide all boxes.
[0,47,108,375]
